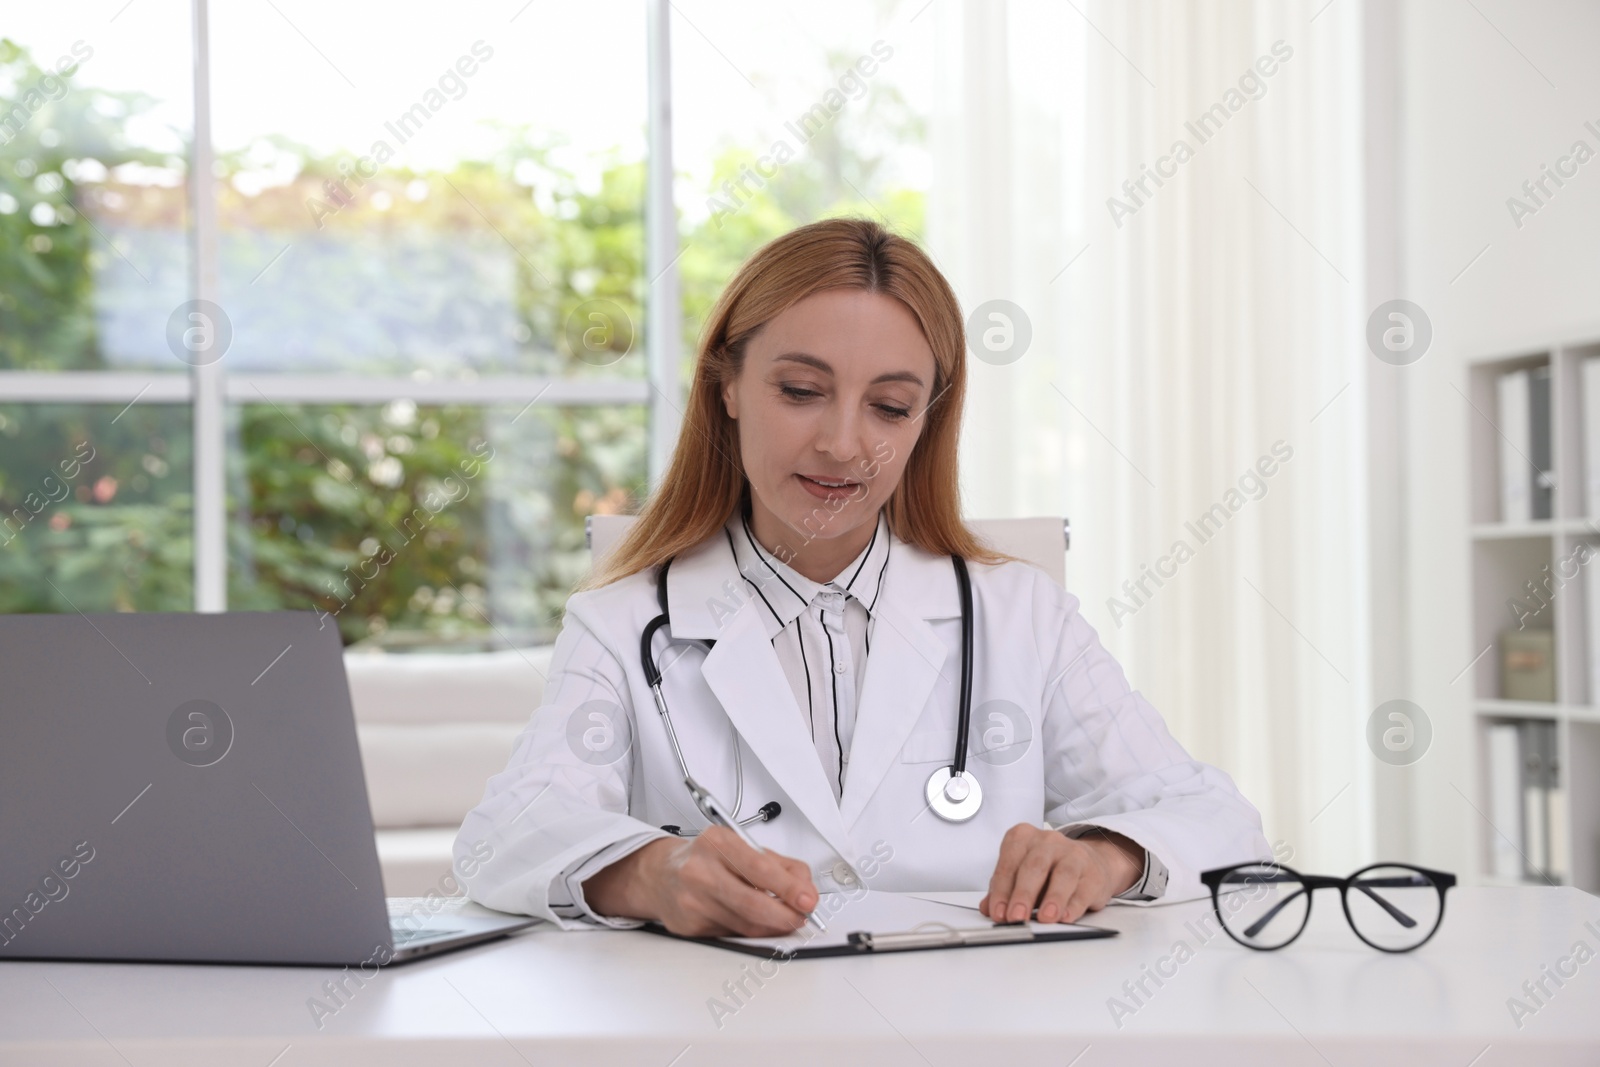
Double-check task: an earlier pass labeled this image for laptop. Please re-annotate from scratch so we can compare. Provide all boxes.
[0,610,535,965]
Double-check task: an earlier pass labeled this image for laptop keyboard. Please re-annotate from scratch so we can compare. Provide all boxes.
[391,925,463,944]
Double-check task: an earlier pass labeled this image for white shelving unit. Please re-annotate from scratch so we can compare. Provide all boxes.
[1467,341,1600,895]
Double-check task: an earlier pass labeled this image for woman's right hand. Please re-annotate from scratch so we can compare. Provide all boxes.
[581,828,819,937]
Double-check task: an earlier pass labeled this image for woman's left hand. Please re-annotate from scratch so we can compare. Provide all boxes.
[980,824,1144,924]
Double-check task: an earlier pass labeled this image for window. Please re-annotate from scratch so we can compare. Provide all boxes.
[0,0,929,648]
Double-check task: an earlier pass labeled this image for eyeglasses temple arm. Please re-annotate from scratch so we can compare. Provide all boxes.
[1352,882,1418,928]
[1240,884,1309,940]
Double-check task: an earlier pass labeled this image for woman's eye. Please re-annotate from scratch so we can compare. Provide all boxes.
[878,404,912,421]
[780,385,820,401]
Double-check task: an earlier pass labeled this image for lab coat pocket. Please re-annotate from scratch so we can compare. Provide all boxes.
[898,728,961,764]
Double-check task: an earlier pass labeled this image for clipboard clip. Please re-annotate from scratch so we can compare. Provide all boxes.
[847,920,1038,953]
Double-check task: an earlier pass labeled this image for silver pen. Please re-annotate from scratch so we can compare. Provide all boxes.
[683,775,827,933]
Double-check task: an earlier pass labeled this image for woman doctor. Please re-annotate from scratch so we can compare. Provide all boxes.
[456,217,1269,937]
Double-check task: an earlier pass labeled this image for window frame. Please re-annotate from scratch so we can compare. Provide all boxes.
[0,0,681,613]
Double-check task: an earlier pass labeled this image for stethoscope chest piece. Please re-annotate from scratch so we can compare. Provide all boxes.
[925,766,983,823]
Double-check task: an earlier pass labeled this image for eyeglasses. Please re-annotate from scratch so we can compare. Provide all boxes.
[1198,862,1457,953]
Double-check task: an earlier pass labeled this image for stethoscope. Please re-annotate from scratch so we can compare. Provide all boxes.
[640,553,981,829]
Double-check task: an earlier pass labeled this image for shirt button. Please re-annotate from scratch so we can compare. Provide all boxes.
[832,861,858,886]
[834,662,846,674]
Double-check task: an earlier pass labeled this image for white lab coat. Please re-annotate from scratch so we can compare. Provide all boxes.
[456,525,1270,928]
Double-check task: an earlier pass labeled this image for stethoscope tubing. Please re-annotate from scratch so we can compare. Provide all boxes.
[642,548,978,830]
[950,554,974,778]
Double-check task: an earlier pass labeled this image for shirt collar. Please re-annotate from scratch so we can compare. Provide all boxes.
[723,505,892,637]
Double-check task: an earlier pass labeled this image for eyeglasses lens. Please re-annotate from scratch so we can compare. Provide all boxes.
[1216,864,1309,949]
[1345,865,1442,951]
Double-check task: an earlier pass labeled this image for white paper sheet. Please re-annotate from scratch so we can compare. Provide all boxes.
[904,887,1212,913]
[715,890,1102,954]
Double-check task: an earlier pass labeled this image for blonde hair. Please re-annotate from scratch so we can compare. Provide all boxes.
[582,217,1010,591]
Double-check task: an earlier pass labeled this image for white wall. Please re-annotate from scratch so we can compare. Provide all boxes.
[1398,0,1600,877]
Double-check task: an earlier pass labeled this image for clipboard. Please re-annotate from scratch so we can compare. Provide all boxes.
[641,890,1118,959]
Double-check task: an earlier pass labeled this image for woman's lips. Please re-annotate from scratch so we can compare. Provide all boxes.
[796,473,860,500]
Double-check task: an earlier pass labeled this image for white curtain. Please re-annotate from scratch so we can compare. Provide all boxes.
[928,0,1372,873]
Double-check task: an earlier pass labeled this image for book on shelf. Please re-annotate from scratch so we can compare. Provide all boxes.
[1485,719,1564,883]
[1496,365,1554,522]
[1521,719,1563,883]
[1531,363,1554,519]
[1584,355,1600,517]
[1487,722,1523,878]
[1588,559,1600,706]
[1500,628,1555,702]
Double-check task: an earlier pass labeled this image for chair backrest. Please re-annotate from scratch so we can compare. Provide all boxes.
[586,513,1069,587]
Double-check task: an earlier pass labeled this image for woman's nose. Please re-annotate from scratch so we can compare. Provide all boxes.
[814,406,862,462]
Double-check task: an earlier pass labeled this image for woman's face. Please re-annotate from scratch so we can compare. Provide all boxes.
[721,287,937,561]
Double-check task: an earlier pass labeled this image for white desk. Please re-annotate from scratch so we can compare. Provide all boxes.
[3,886,1598,1066]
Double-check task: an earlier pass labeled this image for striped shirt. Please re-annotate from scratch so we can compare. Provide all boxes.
[724,505,891,803]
